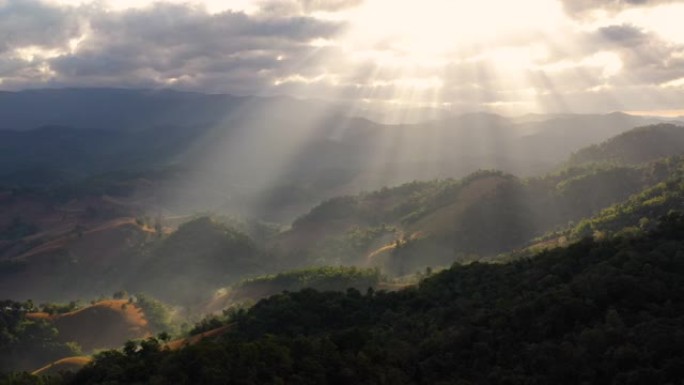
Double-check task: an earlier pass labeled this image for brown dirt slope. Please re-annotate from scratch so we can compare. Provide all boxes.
[14,217,152,261]
[0,219,153,301]
[27,300,151,352]
[31,356,92,376]
[165,324,233,351]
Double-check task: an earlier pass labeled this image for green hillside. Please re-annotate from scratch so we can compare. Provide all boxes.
[2,123,683,308]
[228,266,382,303]
[201,266,386,315]
[34,212,684,385]
[131,217,264,305]
[567,123,684,167]
[0,301,81,373]
[275,160,675,274]
[268,123,683,272]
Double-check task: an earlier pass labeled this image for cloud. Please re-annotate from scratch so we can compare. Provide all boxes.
[0,1,343,92]
[532,22,684,86]
[559,0,676,18]
[591,24,684,85]
[258,0,363,15]
[0,0,682,115]
[598,24,649,44]
[297,0,363,12]
[0,0,82,53]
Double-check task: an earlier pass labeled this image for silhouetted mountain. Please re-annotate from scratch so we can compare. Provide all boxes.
[0,88,674,223]
[567,123,684,166]
[0,88,244,131]
[517,112,672,165]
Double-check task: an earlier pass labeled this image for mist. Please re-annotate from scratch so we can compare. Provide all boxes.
[0,88,681,310]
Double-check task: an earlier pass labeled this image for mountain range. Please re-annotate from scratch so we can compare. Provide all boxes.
[1,88,677,222]
[2,88,684,382]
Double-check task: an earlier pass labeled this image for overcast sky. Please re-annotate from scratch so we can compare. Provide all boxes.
[1,0,683,115]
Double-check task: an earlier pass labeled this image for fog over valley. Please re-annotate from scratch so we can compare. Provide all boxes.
[3,1,684,383]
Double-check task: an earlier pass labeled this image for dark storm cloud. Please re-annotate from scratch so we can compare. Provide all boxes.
[0,0,82,53]
[0,1,343,92]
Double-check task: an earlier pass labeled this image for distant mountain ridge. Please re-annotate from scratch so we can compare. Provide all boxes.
[51,212,684,385]
[566,123,684,167]
[0,88,246,132]
[0,88,676,222]
[272,122,684,274]
[0,88,676,132]
[2,118,684,310]
[4,90,684,381]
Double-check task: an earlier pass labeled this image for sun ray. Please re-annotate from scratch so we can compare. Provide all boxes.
[152,0,684,219]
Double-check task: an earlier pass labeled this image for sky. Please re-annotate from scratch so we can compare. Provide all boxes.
[1,0,684,116]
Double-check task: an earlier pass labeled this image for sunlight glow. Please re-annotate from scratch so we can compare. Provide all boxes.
[14,46,63,62]
[625,109,684,117]
[474,46,550,70]
[370,77,444,90]
[616,3,684,44]
[322,0,571,113]
[30,0,683,115]
[273,74,336,86]
[660,77,684,89]
[537,52,623,78]
[344,0,565,55]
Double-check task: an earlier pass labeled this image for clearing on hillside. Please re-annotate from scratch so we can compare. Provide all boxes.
[31,356,92,376]
[27,300,151,352]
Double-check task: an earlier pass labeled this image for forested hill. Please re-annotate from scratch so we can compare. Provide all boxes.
[3,122,684,307]
[274,152,684,274]
[567,123,684,167]
[0,88,673,224]
[527,155,684,252]
[27,212,684,385]
[2,110,684,382]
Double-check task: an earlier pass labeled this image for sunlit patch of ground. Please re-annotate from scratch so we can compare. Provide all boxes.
[27,300,151,352]
[31,356,93,376]
[366,231,424,262]
[164,324,233,351]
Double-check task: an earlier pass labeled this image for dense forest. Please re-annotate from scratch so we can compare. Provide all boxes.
[567,124,684,167]
[227,266,383,303]
[4,212,684,384]
[0,301,81,373]
[1,0,684,377]
[275,152,684,275]
[2,109,684,383]
[129,217,265,305]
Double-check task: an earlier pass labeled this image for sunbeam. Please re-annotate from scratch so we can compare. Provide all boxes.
[4,1,684,380]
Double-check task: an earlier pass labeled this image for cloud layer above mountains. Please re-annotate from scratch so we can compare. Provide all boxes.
[0,0,683,116]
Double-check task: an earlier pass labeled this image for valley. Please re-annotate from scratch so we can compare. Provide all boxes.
[1,89,684,384]
[3,0,684,381]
